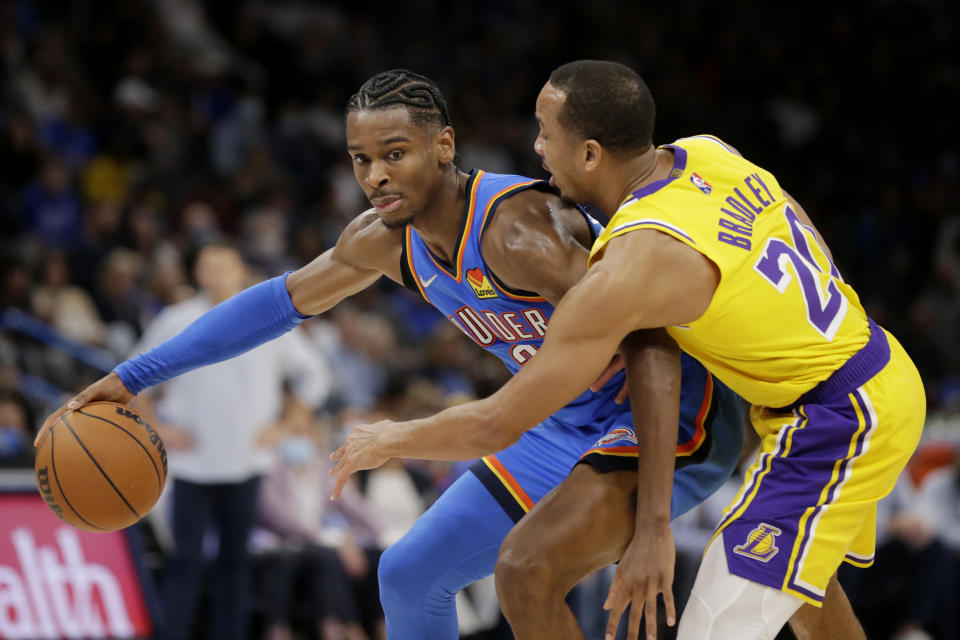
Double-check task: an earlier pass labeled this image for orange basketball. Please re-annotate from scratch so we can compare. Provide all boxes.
[34,401,168,532]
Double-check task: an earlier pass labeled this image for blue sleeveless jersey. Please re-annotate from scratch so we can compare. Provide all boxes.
[400,170,713,441]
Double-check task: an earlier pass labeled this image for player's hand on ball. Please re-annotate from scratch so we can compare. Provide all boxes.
[604,521,676,640]
[329,420,393,499]
[35,372,135,447]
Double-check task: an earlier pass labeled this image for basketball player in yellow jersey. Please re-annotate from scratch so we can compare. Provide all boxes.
[331,60,925,640]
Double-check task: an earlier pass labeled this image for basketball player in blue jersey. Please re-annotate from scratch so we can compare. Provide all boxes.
[36,71,751,638]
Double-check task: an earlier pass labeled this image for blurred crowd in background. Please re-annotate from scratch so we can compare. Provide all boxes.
[1,1,959,639]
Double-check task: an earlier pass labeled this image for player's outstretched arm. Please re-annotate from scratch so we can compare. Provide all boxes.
[330,228,718,497]
[36,212,401,446]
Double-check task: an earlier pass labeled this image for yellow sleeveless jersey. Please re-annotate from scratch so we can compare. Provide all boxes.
[588,134,870,407]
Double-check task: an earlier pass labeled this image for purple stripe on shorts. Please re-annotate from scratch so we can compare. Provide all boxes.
[786,389,874,595]
[845,551,874,564]
[788,581,825,603]
[722,392,871,596]
[714,411,804,535]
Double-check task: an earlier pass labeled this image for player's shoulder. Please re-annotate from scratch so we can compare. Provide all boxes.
[670,134,742,157]
[333,208,403,271]
[484,187,589,252]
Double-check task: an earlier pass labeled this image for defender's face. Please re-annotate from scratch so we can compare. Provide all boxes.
[534,83,592,204]
[346,107,448,229]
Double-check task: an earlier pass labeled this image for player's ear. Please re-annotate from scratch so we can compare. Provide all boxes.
[436,126,456,165]
[583,139,602,173]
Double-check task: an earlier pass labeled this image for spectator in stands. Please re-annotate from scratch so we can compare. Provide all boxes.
[130,241,329,640]
[256,415,386,640]
[31,248,105,345]
[21,155,81,248]
[0,113,41,198]
[0,388,33,468]
[846,466,957,640]
[94,248,147,352]
[909,445,960,638]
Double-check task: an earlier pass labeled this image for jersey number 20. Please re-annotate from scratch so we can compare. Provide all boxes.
[754,206,848,341]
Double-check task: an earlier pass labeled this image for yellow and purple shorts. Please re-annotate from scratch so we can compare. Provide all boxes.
[711,320,925,606]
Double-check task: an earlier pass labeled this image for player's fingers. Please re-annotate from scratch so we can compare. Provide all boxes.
[329,445,345,461]
[662,580,676,627]
[604,595,629,640]
[643,588,658,640]
[34,421,52,447]
[593,356,623,391]
[35,413,58,446]
[628,593,648,640]
[603,570,622,610]
[330,458,356,499]
[604,573,633,640]
[330,472,349,500]
[35,398,77,447]
[590,355,624,392]
[615,381,629,404]
[67,384,103,409]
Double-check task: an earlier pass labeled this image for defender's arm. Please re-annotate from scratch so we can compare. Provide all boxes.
[330,229,717,480]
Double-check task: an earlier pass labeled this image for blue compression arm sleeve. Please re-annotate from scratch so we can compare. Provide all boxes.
[114,272,309,394]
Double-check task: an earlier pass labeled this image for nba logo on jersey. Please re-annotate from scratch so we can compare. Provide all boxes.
[690,172,712,195]
[466,268,498,299]
[733,523,782,562]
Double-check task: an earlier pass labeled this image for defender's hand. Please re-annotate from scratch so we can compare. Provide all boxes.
[35,372,135,447]
[604,522,676,640]
[329,420,393,499]
[590,354,629,403]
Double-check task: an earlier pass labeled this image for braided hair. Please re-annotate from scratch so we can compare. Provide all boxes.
[346,69,453,130]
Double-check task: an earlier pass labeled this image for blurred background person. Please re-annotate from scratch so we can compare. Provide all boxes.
[255,413,386,640]
[0,387,34,468]
[839,450,957,640]
[31,247,105,345]
[130,240,330,640]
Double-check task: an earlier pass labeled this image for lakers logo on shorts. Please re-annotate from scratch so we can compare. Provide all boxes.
[733,523,782,562]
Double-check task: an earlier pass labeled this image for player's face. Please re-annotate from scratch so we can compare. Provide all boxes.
[534,83,592,204]
[346,107,451,229]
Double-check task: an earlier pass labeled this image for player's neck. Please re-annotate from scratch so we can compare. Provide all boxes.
[412,167,469,265]
[606,146,672,213]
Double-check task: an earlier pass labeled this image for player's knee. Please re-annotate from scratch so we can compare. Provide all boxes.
[377,542,423,609]
[494,541,554,603]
